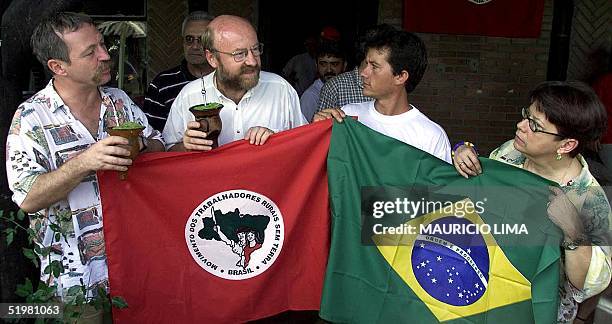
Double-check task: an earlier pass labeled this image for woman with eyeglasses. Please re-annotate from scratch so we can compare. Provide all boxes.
[452,81,611,323]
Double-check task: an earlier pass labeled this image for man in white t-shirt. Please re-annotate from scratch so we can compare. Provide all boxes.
[313,26,451,163]
[164,15,307,151]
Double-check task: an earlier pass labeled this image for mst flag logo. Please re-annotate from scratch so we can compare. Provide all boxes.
[185,189,285,280]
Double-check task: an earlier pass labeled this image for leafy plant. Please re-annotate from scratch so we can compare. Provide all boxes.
[1,209,128,323]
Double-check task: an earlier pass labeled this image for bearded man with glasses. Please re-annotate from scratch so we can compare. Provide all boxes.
[144,11,216,131]
[164,15,307,151]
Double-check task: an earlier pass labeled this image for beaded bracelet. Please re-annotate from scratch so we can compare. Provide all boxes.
[451,141,478,158]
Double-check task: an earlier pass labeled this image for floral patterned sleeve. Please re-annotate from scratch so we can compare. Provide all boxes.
[488,140,524,165]
[580,246,612,300]
[576,185,612,300]
[489,146,502,160]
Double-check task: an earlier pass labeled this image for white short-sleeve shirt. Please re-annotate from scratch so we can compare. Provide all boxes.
[342,101,452,163]
[163,71,307,149]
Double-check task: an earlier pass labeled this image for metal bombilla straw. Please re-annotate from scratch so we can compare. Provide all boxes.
[109,97,121,128]
[201,77,207,105]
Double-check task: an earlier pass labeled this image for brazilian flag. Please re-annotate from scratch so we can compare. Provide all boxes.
[320,118,562,323]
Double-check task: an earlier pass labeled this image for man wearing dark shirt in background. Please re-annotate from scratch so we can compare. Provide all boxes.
[144,11,215,130]
[317,24,396,111]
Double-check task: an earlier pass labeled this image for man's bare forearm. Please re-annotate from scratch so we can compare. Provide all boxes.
[20,157,91,213]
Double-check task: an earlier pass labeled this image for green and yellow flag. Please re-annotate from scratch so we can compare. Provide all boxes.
[321,119,561,323]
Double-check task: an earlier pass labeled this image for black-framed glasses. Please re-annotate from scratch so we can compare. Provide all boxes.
[211,43,264,63]
[521,107,563,137]
[184,35,202,46]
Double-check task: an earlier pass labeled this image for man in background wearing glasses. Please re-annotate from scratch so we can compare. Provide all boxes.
[144,11,216,131]
[163,15,307,151]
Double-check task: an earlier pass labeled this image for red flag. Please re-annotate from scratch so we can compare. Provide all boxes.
[99,121,332,323]
[403,0,545,38]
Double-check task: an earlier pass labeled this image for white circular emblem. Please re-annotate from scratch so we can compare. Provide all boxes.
[468,0,493,4]
[185,190,284,280]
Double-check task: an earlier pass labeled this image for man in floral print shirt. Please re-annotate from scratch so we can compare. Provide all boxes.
[5,11,164,309]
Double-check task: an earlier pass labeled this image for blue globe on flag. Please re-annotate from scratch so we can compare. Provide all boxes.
[411,217,489,306]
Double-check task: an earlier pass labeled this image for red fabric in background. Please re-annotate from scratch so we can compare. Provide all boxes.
[593,73,612,144]
[99,121,332,323]
[403,0,545,38]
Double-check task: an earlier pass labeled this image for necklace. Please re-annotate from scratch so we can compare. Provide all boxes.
[556,158,574,186]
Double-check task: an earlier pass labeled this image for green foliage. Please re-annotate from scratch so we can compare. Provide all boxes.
[22,247,39,268]
[15,278,33,297]
[112,296,129,309]
[1,209,129,321]
[42,260,63,278]
[28,281,57,303]
[5,227,15,245]
[16,209,26,221]
[47,223,61,234]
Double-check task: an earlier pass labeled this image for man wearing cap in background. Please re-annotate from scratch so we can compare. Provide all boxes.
[317,24,397,111]
[144,11,215,131]
[282,26,341,96]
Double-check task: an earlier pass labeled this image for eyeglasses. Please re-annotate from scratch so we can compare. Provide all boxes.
[521,107,563,137]
[184,35,202,46]
[211,43,264,63]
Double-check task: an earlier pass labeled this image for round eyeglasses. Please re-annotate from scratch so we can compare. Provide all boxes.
[211,43,264,63]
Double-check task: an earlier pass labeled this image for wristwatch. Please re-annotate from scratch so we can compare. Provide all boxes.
[561,234,588,250]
